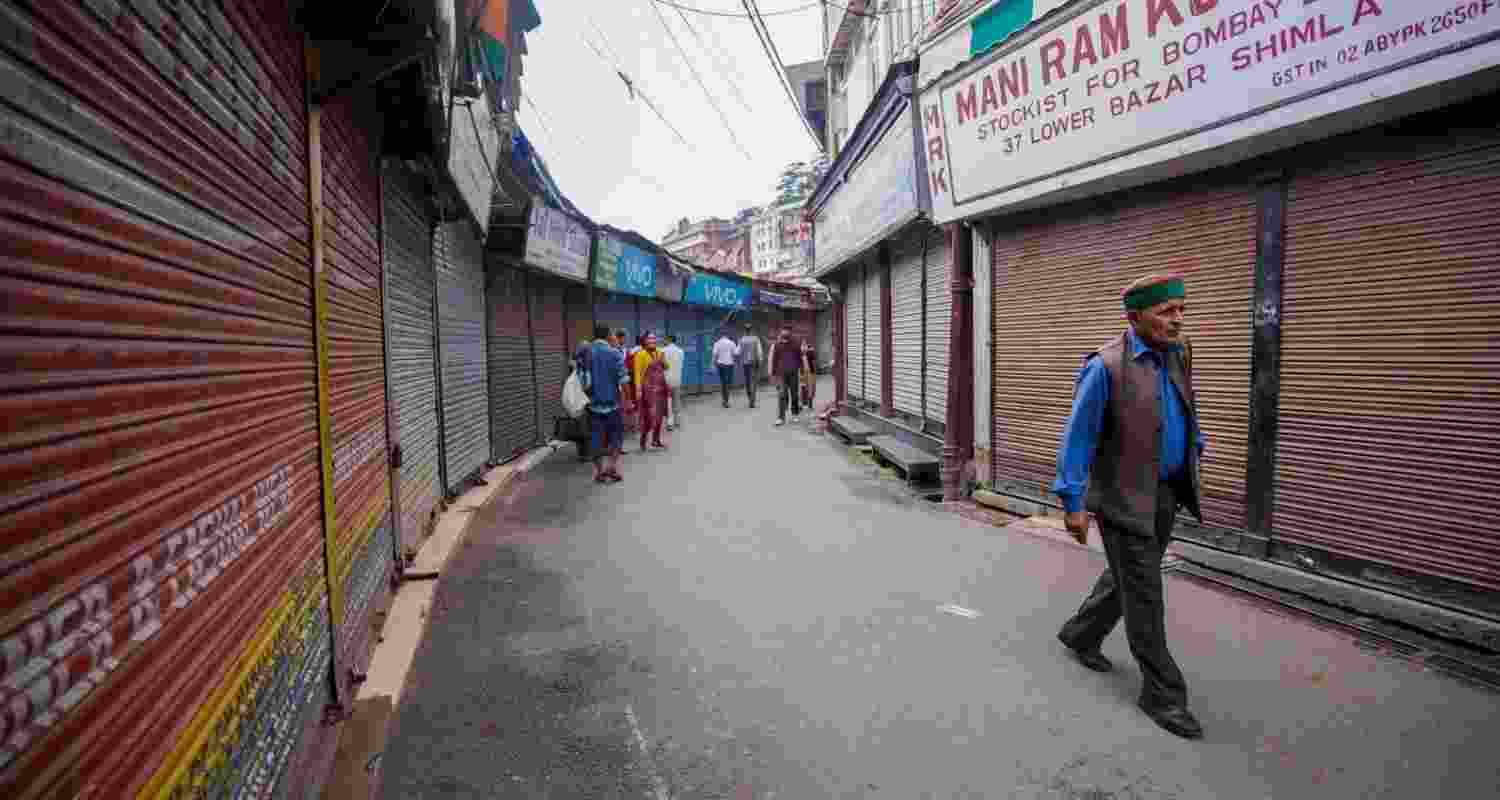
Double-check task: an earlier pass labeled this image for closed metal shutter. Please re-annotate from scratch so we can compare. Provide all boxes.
[595,291,637,348]
[565,283,592,350]
[530,275,569,439]
[667,303,703,395]
[865,260,885,409]
[845,267,865,401]
[816,307,835,373]
[321,100,392,697]
[925,226,952,426]
[0,0,331,795]
[382,162,442,555]
[640,298,668,340]
[990,180,1254,530]
[486,264,536,463]
[890,232,924,417]
[1276,126,1500,593]
[700,308,724,390]
[435,220,490,493]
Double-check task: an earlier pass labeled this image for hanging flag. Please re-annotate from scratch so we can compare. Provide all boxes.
[475,0,509,84]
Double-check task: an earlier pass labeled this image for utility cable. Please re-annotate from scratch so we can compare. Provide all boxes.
[741,0,825,151]
[672,5,754,113]
[574,28,696,151]
[523,91,675,195]
[646,0,753,161]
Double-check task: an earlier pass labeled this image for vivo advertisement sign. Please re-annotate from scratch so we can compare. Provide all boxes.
[593,233,658,298]
[684,272,750,309]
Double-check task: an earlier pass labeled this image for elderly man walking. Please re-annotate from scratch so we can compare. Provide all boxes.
[1053,273,1206,741]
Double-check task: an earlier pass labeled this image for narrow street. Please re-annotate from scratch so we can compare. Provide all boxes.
[379,383,1500,799]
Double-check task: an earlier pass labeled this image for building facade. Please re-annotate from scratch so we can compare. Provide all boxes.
[823,1,943,157]
[660,217,737,263]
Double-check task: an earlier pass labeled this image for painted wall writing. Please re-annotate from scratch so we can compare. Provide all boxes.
[923,0,1500,221]
[333,426,384,488]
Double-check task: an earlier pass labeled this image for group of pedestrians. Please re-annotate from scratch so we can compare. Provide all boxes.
[575,325,685,484]
[712,324,817,426]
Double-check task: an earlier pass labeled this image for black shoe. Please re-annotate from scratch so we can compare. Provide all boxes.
[1057,633,1113,673]
[1139,702,1203,740]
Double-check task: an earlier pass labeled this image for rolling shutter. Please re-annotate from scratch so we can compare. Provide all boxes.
[865,260,885,409]
[530,275,569,440]
[382,161,442,555]
[817,307,835,373]
[595,291,637,348]
[486,264,536,463]
[435,220,490,493]
[0,0,332,795]
[990,179,1254,531]
[321,99,393,703]
[924,226,952,427]
[700,308,723,390]
[668,303,703,395]
[1276,124,1500,593]
[845,267,865,402]
[890,232,924,417]
[565,283,592,351]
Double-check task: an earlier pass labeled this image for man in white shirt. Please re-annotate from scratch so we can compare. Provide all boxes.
[711,329,739,409]
[662,334,685,429]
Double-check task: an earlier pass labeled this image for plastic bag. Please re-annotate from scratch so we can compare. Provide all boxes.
[563,367,589,419]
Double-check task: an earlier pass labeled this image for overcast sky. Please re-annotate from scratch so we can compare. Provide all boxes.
[517,1,826,240]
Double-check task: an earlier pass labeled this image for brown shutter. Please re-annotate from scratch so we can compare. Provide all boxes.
[990,179,1255,530]
[0,1,332,795]
[530,275,571,436]
[1276,124,1500,593]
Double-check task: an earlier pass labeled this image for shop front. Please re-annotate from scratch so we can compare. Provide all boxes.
[917,0,1500,623]
[517,199,593,449]
[682,270,751,391]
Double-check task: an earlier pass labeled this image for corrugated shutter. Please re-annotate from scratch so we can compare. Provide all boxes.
[845,268,865,401]
[890,233,924,417]
[565,283,592,350]
[698,308,723,390]
[0,0,332,795]
[530,276,569,438]
[865,260,885,408]
[990,180,1254,530]
[435,221,489,493]
[321,99,392,700]
[382,161,442,556]
[817,307,835,373]
[925,226,952,426]
[1276,127,1500,593]
[486,264,535,463]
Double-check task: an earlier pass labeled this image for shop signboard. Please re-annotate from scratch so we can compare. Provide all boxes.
[813,112,921,276]
[592,233,657,298]
[684,272,750,309]
[525,200,590,282]
[920,0,1500,223]
[754,288,813,310]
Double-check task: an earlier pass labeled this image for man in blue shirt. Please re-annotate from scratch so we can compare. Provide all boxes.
[1053,273,1206,740]
[586,325,629,484]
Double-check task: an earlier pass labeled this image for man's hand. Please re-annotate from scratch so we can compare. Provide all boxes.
[1064,511,1091,545]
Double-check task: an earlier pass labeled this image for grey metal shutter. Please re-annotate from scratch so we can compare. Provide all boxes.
[435,220,490,492]
[890,232,924,417]
[382,162,442,556]
[530,276,570,437]
[486,263,536,463]
[816,307,835,373]
[865,260,885,408]
[924,226,952,426]
[845,268,865,401]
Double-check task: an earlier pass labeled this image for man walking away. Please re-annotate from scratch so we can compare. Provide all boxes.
[712,329,739,408]
[662,334,685,430]
[1053,273,1205,740]
[766,326,803,427]
[737,324,764,408]
[585,324,628,484]
[631,332,669,450]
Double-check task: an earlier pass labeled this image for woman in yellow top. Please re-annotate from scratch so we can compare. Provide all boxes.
[630,332,669,450]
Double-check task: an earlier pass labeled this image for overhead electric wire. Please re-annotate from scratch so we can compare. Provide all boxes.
[523,91,675,195]
[646,0,753,161]
[672,5,754,113]
[741,0,825,151]
[574,26,696,151]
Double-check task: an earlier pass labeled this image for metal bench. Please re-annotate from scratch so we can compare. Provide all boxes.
[829,415,874,445]
[868,435,940,485]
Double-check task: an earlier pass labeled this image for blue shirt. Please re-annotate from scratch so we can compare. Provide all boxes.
[1052,329,1204,513]
[585,340,627,414]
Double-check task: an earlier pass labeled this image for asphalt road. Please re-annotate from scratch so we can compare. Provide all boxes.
[380,381,1500,799]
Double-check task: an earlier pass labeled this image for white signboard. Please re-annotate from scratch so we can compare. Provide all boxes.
[921,0,1500,223]
[525,202,591,282]
[814,113,920,276]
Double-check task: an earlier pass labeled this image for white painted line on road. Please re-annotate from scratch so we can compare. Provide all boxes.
[625,703,672,800]
[938,604,982,619]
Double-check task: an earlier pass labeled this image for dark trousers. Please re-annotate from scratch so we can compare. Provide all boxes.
[743,363,758,406]
[1058,481,1188,710]
[718,365,735,406]
[777,368,800,421]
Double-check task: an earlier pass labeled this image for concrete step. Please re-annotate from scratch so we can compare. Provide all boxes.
[829,415,874,445]
[868,434,940,484]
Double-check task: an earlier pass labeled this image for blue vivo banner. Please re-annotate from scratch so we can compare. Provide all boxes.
[684,272,750,309]
[617,243,657,298]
